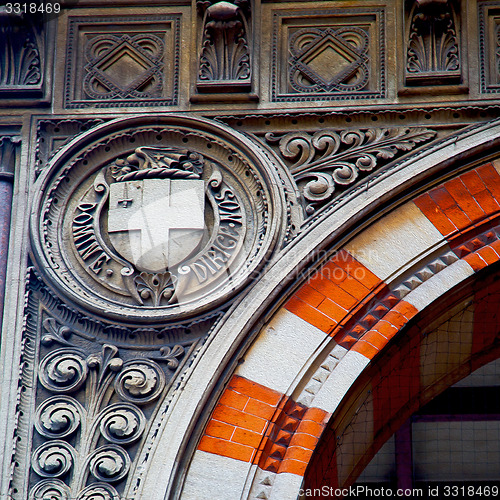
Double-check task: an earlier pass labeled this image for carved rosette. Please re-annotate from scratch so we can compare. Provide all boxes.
[30,115,289,323]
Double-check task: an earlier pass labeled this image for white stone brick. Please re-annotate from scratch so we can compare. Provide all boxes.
[312,350,370,414]
[345,202,445,282]
[236,308,327,394]
[182,451,251,500]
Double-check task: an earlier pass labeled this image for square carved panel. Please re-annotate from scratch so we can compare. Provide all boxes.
[479,2,500,94]
[271,8,385,102]
[64,15,180,108]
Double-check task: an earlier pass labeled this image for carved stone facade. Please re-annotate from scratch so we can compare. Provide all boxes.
[2,1,500,500]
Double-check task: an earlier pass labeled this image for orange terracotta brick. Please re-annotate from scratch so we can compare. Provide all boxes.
[279,458,308,476]
[446,177,486,223]
[330,249,354,267]
[477,163,500,199]
[362,330,389,351]
[296,419,324,437]
[338,275,371,300]
[351,340,380,359]
[429,186,458,210]
[393,300,419,320]
[245,398,276,421]
[205,420,235,440]
[219,389,249,411]
[308,272,342,297]
[229,376,282,406]
[414,194,457,237]
[472,188,500,216]
[294,283,325,308]
[318,298,348,323]
[490,238,500,255]
[442,204,472,231]
[289,432,320,450]
[477,245,500,265]
[461,170,487,196]
[381,310,408,330]
[463,252,488,272]
[285,445,314,463]
[343,259,381,290]
[303,407,329,426]
[321,261,348,285]
[232,427,263,448]
[373,320,399,340]
[198,435,255,462]
[212,405,268,433]
[285,296,337,333]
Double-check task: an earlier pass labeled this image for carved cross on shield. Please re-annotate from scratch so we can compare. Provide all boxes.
[108,178,205,273]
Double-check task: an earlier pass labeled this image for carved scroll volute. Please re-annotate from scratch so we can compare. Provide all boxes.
[196,0,252,92]
[405,0,461,86]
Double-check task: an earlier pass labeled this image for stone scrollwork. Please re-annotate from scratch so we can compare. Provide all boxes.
[30,115,289,323]
[31,441,76,478]
[76,483,120,500]
[266,127,436,216]
[39,349,89,393]
[87,445,131,483]
[35,396,84,439]
[114,360,166,405]
[99,403,146,445]
[29,479,71,500]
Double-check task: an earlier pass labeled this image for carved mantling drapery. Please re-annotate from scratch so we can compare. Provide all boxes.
[197,0,252,92]
[0,11,44,95]
[405,0,461,85]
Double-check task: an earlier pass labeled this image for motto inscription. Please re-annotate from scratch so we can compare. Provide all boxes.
[30,115,287,323]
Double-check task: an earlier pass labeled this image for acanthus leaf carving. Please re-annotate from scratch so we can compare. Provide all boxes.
[197,0,252,91]
[406,0,461,84]
[266,127,437,216]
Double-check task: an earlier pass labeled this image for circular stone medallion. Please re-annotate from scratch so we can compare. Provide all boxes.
[30,115,287,323]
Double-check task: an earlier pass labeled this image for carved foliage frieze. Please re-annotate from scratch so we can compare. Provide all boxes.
[405,0,461,85]
[265,127,436,217]
[272,8,385,102]
[30,116,288,323]
[479,2,500,93]
[197,0,251,92]
[0,12,44,96]
[64,16,180,108]
[12,271,212,500]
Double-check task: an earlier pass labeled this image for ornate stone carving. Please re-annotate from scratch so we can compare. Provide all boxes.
[11,268,213,499]
[197,0,251,92]
[289,27,369,94]
[479,2,500,93]
[30,115,289,323]
[64,16,180,108]
[266,127,436,216]
[405,0,461,85]
[272,8,385,101]
[0,12,43,93]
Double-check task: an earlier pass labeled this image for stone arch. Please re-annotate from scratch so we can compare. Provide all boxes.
[132,121,500,500]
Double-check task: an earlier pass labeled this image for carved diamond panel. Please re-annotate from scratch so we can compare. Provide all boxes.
[479,2,500,93]
[64,16,180,108]
[271,8,385,102]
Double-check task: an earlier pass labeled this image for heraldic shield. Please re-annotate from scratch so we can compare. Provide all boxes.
[108,178,205,274]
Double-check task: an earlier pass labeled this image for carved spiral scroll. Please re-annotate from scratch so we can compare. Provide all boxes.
[114,360,166,405]
[35,396,84,439]
[32,441,76,478]
[30,479,71,500]
[88,445,131,483]
[39,349,88,393]
[76,484,120,500]
[99,403,146,445]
